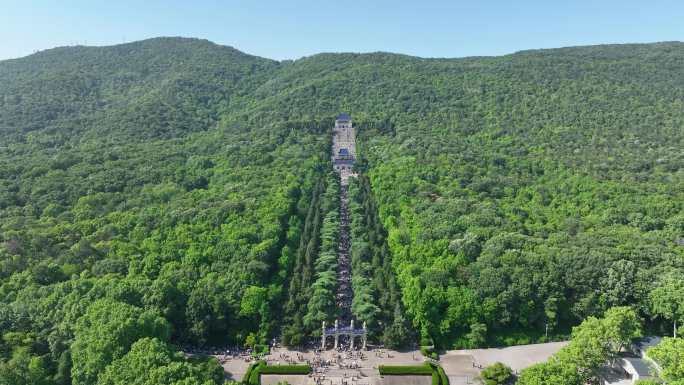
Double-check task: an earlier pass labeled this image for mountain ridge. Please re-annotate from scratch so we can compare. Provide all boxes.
[1,34,684,385]
[4,36,684,64]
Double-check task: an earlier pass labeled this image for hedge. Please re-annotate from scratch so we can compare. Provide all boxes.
[379,362,448,385]
[436,364,449,385]
[420,345,439,360]
[242,362,312,385]
[420,346,434,357]
[243,361,265,385]
[379,363,433,376]
[259,365,312,375]
[429,363,449,385]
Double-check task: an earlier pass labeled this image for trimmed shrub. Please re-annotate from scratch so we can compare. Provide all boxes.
[260,365,312,375]
[379,363,433,375]
[427,363,449,385]
[420,345,440,360]
[437,365,449,385]
[379,362,448,385]
[432,371,439,385]
[243,361,265,385]
[243,362,312,385]
[250,362,266,385]
[420,345,433,356]
[480,362,513,385]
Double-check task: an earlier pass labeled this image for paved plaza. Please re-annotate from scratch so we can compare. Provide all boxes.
[442,341,568,374]
[222,347,425,384]
[219,340,567,384]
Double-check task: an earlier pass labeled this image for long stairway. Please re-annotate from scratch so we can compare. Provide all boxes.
[331,113,356,323]
[336,184,353,322]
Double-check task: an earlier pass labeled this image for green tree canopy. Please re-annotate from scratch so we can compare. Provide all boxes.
[71,299,171,385]
[96,337,223,385]
[650,274,684,338]
[517,360,581,385]
[648,337,684,382]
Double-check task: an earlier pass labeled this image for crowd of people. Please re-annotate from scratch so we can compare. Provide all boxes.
[186,339,422,385]
[307,349,368,385]
[182,345,257,364]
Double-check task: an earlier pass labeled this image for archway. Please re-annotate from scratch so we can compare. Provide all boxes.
[322,334,335,350]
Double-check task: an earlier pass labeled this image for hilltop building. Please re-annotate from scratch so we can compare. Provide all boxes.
[332,113,356,172]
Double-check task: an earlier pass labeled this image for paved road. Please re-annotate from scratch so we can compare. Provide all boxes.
[442,341,568,374]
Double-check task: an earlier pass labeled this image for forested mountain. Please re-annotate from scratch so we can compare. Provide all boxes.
[1,37,683,384]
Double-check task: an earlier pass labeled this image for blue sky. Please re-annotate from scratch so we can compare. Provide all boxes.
[2,0,683,61]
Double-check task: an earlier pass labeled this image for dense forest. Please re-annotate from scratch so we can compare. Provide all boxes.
[1,37,684,384]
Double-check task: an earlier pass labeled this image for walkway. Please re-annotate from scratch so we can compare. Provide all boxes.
[336,184,352,321]
[332,113,357,323]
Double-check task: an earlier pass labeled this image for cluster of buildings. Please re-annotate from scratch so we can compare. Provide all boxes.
[332,113,357,185]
